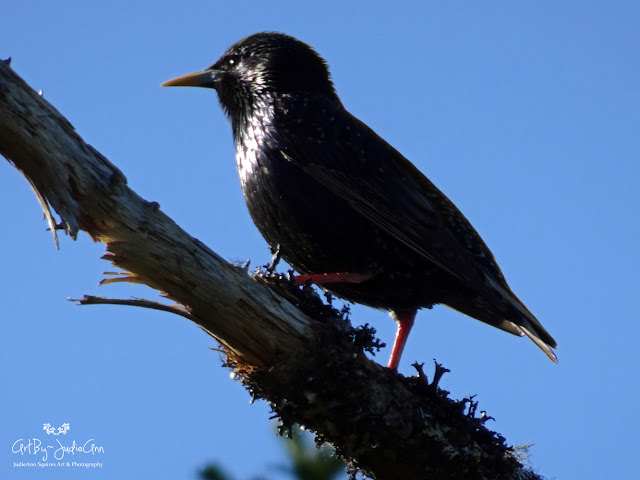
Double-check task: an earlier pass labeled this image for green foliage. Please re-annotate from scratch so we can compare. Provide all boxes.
[275,428,345,480]
[198,425,346,480]
[199,464,233,480]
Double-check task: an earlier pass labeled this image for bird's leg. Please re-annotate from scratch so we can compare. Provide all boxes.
[293,272,372,286]
[388,310,417,370]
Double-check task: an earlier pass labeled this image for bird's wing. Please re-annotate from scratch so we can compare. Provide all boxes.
[278,110,498,284]
[298,161,463,279]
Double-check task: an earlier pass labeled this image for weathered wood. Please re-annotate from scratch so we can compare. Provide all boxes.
[0,59,544,480]
[0,58,313,369]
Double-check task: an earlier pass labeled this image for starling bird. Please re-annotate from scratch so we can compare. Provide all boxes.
[163,32,557,369]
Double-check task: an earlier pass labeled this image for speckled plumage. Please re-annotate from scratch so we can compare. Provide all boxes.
[163,32,557,364]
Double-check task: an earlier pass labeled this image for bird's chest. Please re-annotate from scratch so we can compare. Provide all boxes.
[235,123,332,239]
[234,115,382,273]
[235,117,297,210]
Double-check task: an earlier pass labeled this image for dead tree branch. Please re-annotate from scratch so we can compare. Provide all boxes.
[0,59,544,480]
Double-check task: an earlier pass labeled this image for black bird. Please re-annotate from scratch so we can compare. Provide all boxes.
[163,32,557,369]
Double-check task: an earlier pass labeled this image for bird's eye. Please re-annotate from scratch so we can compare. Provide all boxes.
[227,55,240,67]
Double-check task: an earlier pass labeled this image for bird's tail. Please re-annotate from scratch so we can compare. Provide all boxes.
[484,276,558,363]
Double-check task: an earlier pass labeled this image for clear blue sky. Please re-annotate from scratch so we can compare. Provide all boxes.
[2,1,638,479]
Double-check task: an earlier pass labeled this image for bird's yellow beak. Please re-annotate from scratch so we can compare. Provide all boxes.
[161,69,219,88]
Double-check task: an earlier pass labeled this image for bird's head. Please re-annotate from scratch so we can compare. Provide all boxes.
[163,32,338,118]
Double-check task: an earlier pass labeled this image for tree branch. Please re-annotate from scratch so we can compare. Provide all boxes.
[0,59,544,480]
